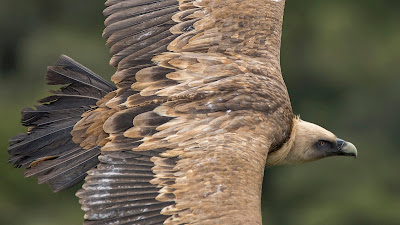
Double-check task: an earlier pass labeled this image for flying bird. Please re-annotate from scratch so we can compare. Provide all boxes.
[8,0,357,224]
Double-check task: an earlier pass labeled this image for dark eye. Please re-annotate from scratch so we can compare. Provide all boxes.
[317,140,330,148]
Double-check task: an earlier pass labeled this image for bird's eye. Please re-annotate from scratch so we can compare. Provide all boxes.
[317,140,326,148]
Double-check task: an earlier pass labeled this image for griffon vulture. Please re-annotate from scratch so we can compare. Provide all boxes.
[8,0,357,224]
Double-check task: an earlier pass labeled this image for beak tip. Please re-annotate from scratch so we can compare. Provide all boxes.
[344,141,358,159]
[337,139,357,158]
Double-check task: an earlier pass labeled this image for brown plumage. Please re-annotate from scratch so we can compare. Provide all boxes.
[8,0,357,224]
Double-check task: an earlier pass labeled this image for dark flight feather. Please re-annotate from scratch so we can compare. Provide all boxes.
[78,151,172,224]
[8,55,115,192]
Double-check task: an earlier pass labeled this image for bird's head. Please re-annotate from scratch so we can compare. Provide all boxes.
[267,119,357,166]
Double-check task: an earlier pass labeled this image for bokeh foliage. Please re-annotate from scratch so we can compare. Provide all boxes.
[0,0,399,224]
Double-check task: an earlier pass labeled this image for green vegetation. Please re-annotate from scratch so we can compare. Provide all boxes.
[1,1,399,224]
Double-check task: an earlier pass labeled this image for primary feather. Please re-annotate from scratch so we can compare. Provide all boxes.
[8,55,115,192]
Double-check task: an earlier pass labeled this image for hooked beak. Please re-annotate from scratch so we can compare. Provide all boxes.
[336,138,358,158]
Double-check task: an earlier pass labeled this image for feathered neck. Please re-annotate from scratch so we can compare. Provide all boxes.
[266,116,299,166]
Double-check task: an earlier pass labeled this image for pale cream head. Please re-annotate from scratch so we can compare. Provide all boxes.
[267,119,357,166]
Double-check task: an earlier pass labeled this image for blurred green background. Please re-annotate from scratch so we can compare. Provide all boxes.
[0,0,399,224]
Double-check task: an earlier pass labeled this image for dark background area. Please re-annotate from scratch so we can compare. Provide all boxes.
[0,0,399,224]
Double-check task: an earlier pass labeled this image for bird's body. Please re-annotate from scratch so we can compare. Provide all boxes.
[8,0,357,224]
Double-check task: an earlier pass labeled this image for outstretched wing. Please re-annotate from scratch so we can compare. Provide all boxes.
[77,0,292,224]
